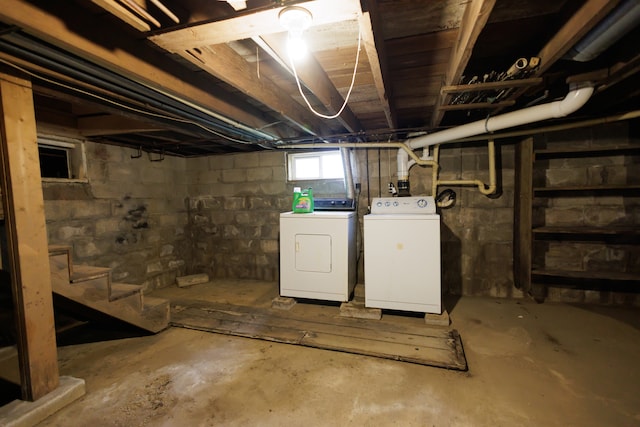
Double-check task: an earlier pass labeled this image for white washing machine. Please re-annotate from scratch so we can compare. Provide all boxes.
[364,196,441,314]
[280,209,356,302]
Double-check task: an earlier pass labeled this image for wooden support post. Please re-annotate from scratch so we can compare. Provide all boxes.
[514,137,533,294]
[0,68,59,401]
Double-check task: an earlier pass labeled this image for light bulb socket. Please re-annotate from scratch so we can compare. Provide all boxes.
[279,6,313,33]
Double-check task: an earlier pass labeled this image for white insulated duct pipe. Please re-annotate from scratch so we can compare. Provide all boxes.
[397,85,594,182]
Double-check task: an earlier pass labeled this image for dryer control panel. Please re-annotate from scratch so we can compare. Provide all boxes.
[370,196,436,214]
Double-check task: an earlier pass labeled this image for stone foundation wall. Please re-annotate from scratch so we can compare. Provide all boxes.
[40,120,638,304]
[355,143,520,298]
[184,144,519,298]
[184,151,347,281]
[44,141,189,291]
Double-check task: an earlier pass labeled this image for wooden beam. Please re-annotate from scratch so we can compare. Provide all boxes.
[514,137,534,293]
[439,100,515,111]
[78,114,167,136]
[149,0,363,52]
[430,0,496,128]
[0,1,279,138]
[257,33,362,133]
[441,78,544,94]
[495,0,621,112]
[0,69,59,401]
[536,0,620,75]
[149,0,180,23]
[90,0,151,32]
[358,8,396,129]
[181,44,331,135]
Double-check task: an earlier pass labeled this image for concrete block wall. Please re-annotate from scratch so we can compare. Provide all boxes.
[184,150,348,282]
[44,141,189,292]
[352,143,521,298]
[39,121,637,304]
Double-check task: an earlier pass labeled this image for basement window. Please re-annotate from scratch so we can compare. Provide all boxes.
[37,135,87,182]
[287,150,345,181]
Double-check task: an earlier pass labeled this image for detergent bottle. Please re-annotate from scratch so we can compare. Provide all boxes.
[292,187,314,213]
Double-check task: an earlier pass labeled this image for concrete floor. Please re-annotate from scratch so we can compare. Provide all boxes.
[26,281,640,426]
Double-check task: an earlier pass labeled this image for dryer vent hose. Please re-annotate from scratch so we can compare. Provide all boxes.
[436,189,457,208]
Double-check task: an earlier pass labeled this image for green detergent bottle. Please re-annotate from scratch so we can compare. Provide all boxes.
[292,187,314,213]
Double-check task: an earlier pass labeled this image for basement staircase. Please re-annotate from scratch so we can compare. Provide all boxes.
[48,245,170,333]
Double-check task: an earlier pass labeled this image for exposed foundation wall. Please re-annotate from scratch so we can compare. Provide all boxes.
[184,151,347,281]
[357,143,520,298]
[183,143,519,298]
[40,121,638,303]
[44,141,189,291]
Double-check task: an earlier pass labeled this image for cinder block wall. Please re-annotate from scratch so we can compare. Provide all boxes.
[356,143,520,298]
[184,143,518,298]
[184,151,347,281]
[42,121,638,303]
[44,141,189,291]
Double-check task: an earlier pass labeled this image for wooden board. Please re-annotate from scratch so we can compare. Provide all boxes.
[171,299,467,370]
[0,69,59,401]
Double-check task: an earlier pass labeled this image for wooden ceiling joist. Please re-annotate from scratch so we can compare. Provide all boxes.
[494,0,621,113]
[90,0,151,32]
[430,0,496,128]
[181,44,332,136]
[535,0,621,75]
[78,114,167,136]
[0,0,278,139]
[359,9,396,129]
[149,0,363,53]
[257,32,362,133]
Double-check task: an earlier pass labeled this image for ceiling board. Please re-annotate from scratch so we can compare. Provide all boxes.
[0,0,636,155]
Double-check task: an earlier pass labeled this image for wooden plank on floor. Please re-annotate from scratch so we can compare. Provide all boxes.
[302,330,464,369]
[170,299,467,370]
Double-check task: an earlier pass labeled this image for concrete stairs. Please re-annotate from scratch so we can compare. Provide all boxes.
[48,245,169,333]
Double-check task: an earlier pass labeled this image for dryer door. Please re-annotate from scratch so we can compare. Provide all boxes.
[295,233,332,273]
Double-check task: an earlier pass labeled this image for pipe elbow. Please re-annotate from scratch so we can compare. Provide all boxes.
[555,85,595,117]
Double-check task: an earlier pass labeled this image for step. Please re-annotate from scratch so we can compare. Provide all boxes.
[140,296,171,332]
[70,265,111,284]
[48,245,72,256]
[52,281,169,333]
[110,283,143,303]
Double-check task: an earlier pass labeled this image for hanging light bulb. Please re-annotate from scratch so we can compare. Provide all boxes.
[278,6,313,61]
[287,33,308,61]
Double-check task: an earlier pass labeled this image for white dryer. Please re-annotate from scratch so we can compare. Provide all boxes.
[279,210,356,302]
[364,196,441,314]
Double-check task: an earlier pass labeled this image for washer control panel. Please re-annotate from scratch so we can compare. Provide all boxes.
[370,196,436,214]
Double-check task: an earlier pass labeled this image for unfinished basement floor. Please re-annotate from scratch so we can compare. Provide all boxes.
[10,280,640,426]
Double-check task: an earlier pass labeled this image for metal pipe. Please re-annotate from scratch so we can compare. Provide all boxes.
[434,140,496,195]
[278,142,438,168]
[565,0,640,62]
[0,31,275,142]
[340,147,356,200]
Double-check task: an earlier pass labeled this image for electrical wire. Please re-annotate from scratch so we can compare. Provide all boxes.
[0,57,256,145]
[288,28,362,120]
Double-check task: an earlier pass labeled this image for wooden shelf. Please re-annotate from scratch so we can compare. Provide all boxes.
[535,144,640,159]
[514,124,640,302]
[532,226,640,243]
[533,184,640,196]
[531,268,640,292]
